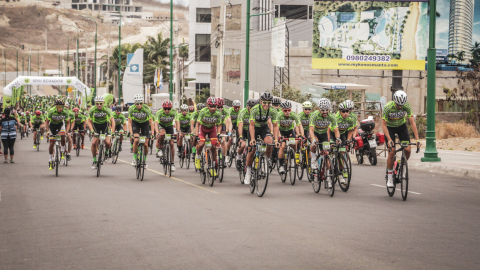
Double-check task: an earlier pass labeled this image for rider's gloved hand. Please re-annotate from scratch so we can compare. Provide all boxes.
[388,140,394,148]
[228,132,232,137]
[336,137,342,145]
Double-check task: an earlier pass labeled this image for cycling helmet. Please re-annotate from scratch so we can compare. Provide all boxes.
[35,110,41,115]
[216,97,225,107]
[115,106,122,112]
[73,108,80,113]
[280,101,292,109]
[232,100,241,107]
[197,103,206,110]
[260,92,273,101]
[272,97,282,106]
[338,102,347,110]
[317,98,331,110]
[21,112,25,116]
[65,102,70,106]
[162,99,173,109]
[94,96,104,103]
[247,98,257,107]
[302,101,313,108]
[206,97,217,106]
[344,100,354,110]
[180,104,189,111]
[393,90,408,106]
[55,99,64,106]
[134,94,144,103]
[26,111,30,114]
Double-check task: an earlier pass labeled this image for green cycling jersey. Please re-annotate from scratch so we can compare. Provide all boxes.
[276,111,301,132]
[309,110,338,134]
[335,111,357,135]
[128,104,153,123]
[74,114,87,125]
[197,108,222,128]
[30,115,45,125]
[88,105,113,124]
[382,101,413,128]
[112,113,126,125]
[155,109,177,127]
[249,104,278,128]
[176,112,192,128]
[227,107,240,125]
[218,108,229,124]
[237,108,250,131]
[298,111,312,131]
[47,106,71,125]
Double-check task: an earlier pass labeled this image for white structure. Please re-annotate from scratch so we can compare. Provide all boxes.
[448,0,475,59]
[188,1,212,95]
[63,0,143,13]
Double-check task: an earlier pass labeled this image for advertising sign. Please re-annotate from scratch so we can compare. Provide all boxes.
[312,0,428,70]
[122,49,144,105]
[272,17,286,67]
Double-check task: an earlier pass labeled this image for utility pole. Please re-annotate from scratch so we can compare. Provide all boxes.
[215,0,225,98]
[174,18,180,106]
[106,23,111,96]
[421,0,441,162]
[169,0,173,101]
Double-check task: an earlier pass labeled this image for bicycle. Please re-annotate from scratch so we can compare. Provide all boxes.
[74,130,81,157]
[198,137,217,187]
[111,131,122,164]
[330,142,352,192]
[148,136,154,155]
[310,141,335,197]
[52,135,62,177]
[135,135,148,181]
[297,138,312,182]
[35,128,41,152]
[278,137,302,185]
[217,134,229,183]
[226,134,237,168]
[238,142,247,185]
[160,134,177,177]
[179,133,193,169]
[386,141,419,201]
[248,136,275,197]
[94,132,106,177]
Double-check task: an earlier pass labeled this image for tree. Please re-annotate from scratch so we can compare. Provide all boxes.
[470,42,480,61]
[195,87,211,104]
[456,51,466,65]
[144,32,171,85]
[447,53,457,63]
[270,84,312,104]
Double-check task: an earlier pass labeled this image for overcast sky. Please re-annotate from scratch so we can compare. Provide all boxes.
[154,0,189,5]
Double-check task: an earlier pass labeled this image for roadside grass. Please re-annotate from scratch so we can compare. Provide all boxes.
[436,121,480,139]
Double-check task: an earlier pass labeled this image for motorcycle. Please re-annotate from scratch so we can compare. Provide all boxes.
[353,118,385,166]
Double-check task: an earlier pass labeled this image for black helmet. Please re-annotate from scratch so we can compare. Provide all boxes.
[273,97,282,105]
[247,99,257,107]
[260,92,273,101]
[55,99,64,106]
[197,103,206,110]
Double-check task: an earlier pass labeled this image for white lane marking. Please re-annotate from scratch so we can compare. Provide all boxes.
[370,184,422,195]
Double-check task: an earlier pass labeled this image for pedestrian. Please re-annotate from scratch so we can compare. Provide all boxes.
[0,108,18,163]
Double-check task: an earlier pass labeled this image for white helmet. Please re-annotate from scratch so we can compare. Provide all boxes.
[232,100,241,107]
[393,90,407,106]
[94,96,104,102]
[344,100,354,110]
[317,98,331,110]
[338,101,347,110]
[134,94,144,103]
[65,102,70,106]
[180,104,189,111]
[280,100,292,109]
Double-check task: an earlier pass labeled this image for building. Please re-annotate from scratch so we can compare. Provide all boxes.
[208,0,314,102]
[188,0,212,95]
[448,0,475,59]
[64,0,143,13]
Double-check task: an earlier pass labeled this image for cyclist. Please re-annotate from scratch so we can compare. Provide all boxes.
[45,100,71,170]
[190,103,205,159]
[87,96,115,169]
[344,100,358,137]
[155,99,178,172]
[188,105,195,115]
[334,101,358,184]
[72,108,87,149]
[112,106,127,152]
[31,110,45,149]
[382,90,420,188]
[245,92,279,185]
[128,94,154,168]
[299,101,313,141]
[309,98,340,179]
[176,104,192,159]
[194,97,223,176]
[272,97,281,110]
[64,102,75,161]
[225,100,241,164]
[216,98,229,162]
[236,99,257,169]
[276,100,304,174]
[25,111,32,131]
[19,112,28,135]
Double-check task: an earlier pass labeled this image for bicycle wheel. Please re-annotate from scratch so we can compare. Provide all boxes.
[200,153,206,184]
[323,155,335,197]
[218,149,224,183]
[180,145,185,168]
[55,146,60,177]
[227,146,234,168]
[312,159,321,193]
[164,145,171,177]
[386,169,396,197]
[400,157,409,201]
[288,149,297,185]
[185,143,191,169]
[249,172,255,194]
[76,140,80,156]
[238,155,246,184]
[279,155,287,183]
[139,148,145,181]
[338,154,351,192]
[296,151,305,180]
[97,144,103,177]
[256,155,269,197]
[206,149,214,187]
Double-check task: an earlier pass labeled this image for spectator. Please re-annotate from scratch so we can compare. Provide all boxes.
[0,108,18,163]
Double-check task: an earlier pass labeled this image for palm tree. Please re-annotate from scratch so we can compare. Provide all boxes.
[457,51,466,65]
[143,32,170,87]
[470,42,480,61]
[447,53,457,63]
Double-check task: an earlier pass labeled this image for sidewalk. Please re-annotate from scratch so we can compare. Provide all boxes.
[351,149,480,180]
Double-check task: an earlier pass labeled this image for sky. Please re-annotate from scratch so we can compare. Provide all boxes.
[154,0,189,5]
[436,0,480,49]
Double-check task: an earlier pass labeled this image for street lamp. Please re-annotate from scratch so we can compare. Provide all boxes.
[82,15,98,97]
[243,1,275,105]
[56,32,69,92]
[60,24,80,79]
[105,4,122,103]
[170,0,173,101]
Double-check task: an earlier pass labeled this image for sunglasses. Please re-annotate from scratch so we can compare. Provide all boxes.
[341,110,350,113]
[218,106,223,109]
[164,108,171,111]
[135,102,143,105]
[96,103,104,106]
[283,109,291,112]
[320,110,329,113]
[209,105,217,108]
[234,106,240,109]
[262,101,272,105]
[304,108,312,111]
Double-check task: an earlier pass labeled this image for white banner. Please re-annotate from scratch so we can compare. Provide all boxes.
[3,76,91,97]
[123,49,144,105]
[271,17,286,67]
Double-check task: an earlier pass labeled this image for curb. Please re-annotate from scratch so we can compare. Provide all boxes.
[350,154,480,180]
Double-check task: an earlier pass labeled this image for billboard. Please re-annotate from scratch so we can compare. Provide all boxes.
[312,0,429,70]
[122,49,143,104]
[272,17,286,67]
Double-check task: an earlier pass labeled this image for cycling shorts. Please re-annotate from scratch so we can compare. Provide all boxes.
[132,121,150,136]
[49,122,65,137]
[387,123,410,143]
[159,125,174,135]
[93,122,109,135]
[280,129,296,139]
[115,124,123,132]
[33,123,43,130]
[247,125,272,142]
[73,123,85,132]
[199,125,217,144]
[180,126,191,134]
[330,132,347,146]
[313,132,329,151]
[221,124,226,133]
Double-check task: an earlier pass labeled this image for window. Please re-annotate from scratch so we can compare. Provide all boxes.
[195,34,211,62]
[275,4,280,18]
[309,6,313,20]
[197,8,211,23]
[280,5,308,20]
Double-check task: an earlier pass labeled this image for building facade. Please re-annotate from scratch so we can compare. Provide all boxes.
[188,1,212,95]
[64,0,143,13]
[448,0,475,59]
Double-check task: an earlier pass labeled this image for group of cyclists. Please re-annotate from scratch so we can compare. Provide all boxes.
[9,89,420,195]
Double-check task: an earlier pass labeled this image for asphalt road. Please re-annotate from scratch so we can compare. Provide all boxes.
[1,137,480,270]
